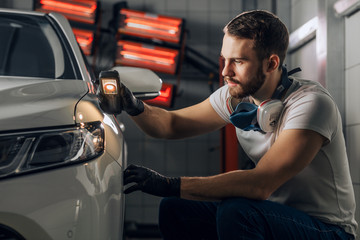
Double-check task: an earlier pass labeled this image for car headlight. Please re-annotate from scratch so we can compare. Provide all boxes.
[0,121,104,179]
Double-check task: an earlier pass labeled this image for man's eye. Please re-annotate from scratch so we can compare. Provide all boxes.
[234,59,242,64]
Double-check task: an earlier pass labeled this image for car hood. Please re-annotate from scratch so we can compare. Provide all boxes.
[0,77,88,132]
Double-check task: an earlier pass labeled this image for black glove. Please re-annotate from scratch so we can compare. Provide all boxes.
[120,84,144,116]
[123,164,181,197]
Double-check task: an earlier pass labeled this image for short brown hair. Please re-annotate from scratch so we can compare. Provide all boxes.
[224,10,289,68]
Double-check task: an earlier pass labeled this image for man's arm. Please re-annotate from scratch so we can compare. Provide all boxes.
[180,128,327,201]
[115,80,227,139]
[124,128,327,200]
[131,98,227,139]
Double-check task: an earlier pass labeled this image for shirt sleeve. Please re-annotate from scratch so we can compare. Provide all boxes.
[209,85,232,123]
[282,91,338,142]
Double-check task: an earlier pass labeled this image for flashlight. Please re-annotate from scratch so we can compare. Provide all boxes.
[97,70,123,115]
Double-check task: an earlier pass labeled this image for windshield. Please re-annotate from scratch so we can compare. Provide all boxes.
[0,13,80,79]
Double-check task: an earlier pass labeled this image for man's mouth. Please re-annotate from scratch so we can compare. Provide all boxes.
[224,77,240,87]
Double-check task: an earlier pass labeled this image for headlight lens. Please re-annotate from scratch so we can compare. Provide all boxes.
[0,121,104,178]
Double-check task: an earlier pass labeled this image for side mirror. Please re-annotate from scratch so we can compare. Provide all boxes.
[97,67,162,115]
[111,66,162,100]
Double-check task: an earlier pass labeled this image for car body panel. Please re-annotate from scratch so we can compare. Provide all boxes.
[0,92,126,239]
[75,94,126,167]
[0,77,87,131]
[0,154,123,240]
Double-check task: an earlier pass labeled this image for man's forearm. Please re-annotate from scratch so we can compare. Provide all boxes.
[180,170,268,201]
[131,103,176,139]
[131,99,227,140]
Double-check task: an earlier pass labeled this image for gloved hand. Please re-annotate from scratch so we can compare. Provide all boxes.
[120,84,144,116]
[123,164,181,197]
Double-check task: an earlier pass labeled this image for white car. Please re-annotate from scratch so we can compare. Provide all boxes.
[0,8,161,240]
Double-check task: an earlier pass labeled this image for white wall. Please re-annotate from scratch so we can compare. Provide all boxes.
[345,10,360,239]
[288,0,318,79]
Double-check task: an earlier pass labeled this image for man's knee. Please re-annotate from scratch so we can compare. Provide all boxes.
[217,197,260,221]
[158,197,183,239]
[159,197,178,226]
[216,198,265,239]
[159,197,219,240]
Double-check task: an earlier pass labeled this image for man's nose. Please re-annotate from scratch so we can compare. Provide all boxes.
[222,61,235,78]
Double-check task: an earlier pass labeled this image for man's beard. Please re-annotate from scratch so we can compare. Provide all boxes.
[227,66,266,99]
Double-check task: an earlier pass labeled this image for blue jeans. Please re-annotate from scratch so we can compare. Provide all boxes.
[158,197,354,240]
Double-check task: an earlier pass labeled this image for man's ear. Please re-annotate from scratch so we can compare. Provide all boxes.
[266,54,280,73]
